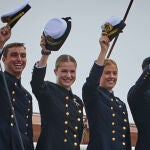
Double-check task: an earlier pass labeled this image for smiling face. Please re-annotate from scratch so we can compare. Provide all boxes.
[2,45,26,79]
[54,54,77,90]
[54,61,76,90]
[100,59,118,91]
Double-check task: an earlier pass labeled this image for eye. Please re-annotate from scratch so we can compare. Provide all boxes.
[70,70,75,73]
[105,71,110,75]
[10,52,18,57]
[113,71,118,75]
[21,53,26,58]
[61,70,67,73]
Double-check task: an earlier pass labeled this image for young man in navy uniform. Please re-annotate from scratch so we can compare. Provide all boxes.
[82,32,131,150]
[128,57,150,150]
[0,25,34,150]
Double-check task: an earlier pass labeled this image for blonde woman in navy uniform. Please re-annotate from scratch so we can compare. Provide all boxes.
[30,18,83,150]
[82,32,131,150]
[0,26,34,150]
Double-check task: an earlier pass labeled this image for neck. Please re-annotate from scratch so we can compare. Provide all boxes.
[56,83,71,91]
[6,71,21,79]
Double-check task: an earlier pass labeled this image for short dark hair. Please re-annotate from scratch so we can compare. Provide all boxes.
[142,57,150,70]
[3,42,26,58]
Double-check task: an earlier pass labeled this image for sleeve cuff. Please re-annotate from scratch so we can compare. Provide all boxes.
[94,61,104,67]
[35,61,47,68]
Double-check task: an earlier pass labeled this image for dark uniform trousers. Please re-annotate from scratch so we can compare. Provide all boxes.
[30,65,84,150]
[128,65,150,150]
[0,71,34,150]
[82,63,131,150]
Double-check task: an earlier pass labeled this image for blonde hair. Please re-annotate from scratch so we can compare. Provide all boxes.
[55,54,77,70]
[104,58,117,68]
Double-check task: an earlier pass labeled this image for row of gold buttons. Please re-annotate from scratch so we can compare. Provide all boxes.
[10,83,31,135]
[63,96,82,147]
[110,98,127,146]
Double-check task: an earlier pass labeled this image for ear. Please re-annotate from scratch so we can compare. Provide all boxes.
[2,56,6,63]
[54,69,57,75]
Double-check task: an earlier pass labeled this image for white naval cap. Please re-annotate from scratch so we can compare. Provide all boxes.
[43,18,67,39]
[101,16,122,30]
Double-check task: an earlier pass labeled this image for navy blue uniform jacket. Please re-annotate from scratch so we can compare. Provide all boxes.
[0,71,34,150]
[31,65,83,150]
[82,63,131,150]
[128,65,150,150]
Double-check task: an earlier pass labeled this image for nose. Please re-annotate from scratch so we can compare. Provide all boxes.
[66,72,71,77]
[110,73,115,78]
[17,55,22,61]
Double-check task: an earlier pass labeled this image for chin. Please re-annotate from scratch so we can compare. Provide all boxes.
[106,86,114,91]
[63,84,71,89]
[14,71,22,76]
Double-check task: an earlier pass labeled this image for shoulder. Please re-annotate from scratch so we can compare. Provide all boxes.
[45,81,59,89]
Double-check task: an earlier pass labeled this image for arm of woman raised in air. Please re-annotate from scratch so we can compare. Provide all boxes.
[30,35,51,93]
[82,33,110,93]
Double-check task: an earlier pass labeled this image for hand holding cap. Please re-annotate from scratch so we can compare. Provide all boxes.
[43,17,72,51]
[101,16,126,41]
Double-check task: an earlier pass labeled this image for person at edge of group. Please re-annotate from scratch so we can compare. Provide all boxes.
[30,34,84,149]
[0,25,34,150]
[82,32,131,150]
[127,57,150,150]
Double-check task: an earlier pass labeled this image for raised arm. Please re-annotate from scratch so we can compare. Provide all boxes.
[30,34,52,95]
[37,35,51,67]
[96,32,110,65]
[0,25,11,49]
